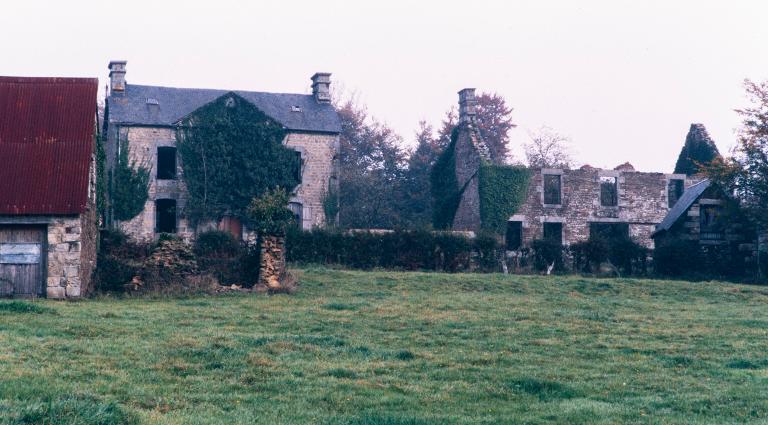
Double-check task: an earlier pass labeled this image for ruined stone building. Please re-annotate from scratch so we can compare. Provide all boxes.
[448,88,697,249]
[0,77,99,299]
[103,61,341,242]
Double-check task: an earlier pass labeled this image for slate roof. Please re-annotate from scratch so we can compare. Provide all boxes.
[653,179,711,235]
[0,76,98,215]
[107,84,341,133]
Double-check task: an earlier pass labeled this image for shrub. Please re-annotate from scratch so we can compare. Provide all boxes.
[95,229,149,292]
[570,238,610,274]
[572,237,649,276]
[531,239,565,272]
[653,239,702,278]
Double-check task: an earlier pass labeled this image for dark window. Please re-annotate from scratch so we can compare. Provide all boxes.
[600,176,618,206]
[506,221,523,250]
[543,222,563,245]
[294,151,303,183]
[668,179,684,207]
[589,222,629,241]
[155,199,177,233]
[700,205,723,240]
[288,202,303,227]
[543,174,561,205]
[157,147,177,180]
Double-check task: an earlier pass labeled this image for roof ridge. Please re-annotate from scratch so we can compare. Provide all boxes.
[124,83,312,98]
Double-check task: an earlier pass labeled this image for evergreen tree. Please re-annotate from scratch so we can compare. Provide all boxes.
[674,123,721,175]
[401,121,441,228]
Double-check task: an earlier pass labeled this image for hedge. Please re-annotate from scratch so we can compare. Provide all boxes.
[286,228,501,272]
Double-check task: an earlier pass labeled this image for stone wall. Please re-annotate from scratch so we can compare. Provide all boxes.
[512,168,692,248]
[113,126,338,242]
[46,153,98,299]
[284,132,339,229]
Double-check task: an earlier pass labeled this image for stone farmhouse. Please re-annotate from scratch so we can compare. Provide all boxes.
[450,88,697,249]
[0,77,99,299]
[103,61,341,242]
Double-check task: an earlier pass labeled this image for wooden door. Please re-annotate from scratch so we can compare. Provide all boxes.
[0,226,45,298]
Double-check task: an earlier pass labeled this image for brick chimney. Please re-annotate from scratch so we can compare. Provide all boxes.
[108,60,127,94]
[458,88,477,124]
[311,72,331,103]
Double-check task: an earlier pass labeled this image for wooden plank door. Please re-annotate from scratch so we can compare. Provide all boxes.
[0,226,45,298]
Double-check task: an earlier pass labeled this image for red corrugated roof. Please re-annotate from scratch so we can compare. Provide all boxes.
[0,76,98,215]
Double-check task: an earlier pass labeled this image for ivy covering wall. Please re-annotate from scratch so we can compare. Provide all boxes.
[430,126,531,234]
[176,94,299,223]
[112,138,150,221]
[430,128,460,229]
[478,164,531,234]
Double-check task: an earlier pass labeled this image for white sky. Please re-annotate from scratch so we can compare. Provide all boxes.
[2,0,767,171]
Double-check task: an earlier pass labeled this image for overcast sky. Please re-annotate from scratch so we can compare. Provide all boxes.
[2,0,767,171]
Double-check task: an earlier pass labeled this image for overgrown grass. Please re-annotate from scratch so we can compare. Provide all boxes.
[1,268,768,424]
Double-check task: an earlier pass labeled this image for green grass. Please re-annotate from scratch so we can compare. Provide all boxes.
[1,268,768,424]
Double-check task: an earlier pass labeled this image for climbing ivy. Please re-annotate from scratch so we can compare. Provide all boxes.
[95,133,107,224]
[478,164,531,234]
[322,183,340,227]
[430,127,461,229]
[430,126,531,234]
[176,93,299,223]
[112,138,150,221]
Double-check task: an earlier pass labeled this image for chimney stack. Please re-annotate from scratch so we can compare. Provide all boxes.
[458,88,477,124]
[108,60,127,93]
[311,72,332,103]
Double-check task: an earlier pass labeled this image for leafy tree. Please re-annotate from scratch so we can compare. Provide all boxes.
[475,92,516,164]
[112,139,150,221]
[434,93,516,164]
[176,94,298,223]
[706,80,768,229]
[524,126,574,169]
[674,123,721,175]
[247,187,295,236]
[336,99,407,229]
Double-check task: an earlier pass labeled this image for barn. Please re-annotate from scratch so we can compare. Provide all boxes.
[0,76,98,299]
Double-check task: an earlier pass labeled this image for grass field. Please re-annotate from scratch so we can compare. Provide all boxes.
[1,268,768,424]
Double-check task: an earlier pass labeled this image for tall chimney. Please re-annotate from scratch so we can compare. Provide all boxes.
[108,60,127,93]
[311,72,332,103]
[458,88,477,124]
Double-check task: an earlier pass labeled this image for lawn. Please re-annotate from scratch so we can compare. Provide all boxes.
[1,268,768,424]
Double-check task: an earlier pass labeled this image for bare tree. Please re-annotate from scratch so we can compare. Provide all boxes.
[524,126,574,169]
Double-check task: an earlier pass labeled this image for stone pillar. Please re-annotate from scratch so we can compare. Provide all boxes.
[258,234,286,290]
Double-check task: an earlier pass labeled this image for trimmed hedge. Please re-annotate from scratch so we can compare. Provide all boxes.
[286,228,500,272]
